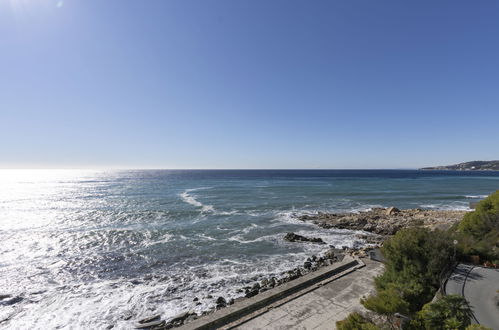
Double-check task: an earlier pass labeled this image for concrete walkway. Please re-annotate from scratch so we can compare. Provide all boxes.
[233,259,384,330]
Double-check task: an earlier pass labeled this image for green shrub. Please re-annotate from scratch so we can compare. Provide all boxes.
[453,190,499,260]
[465,324,492,330]
[336,312,379,330]
[410,295,473,330]
[361,284,410,316]
[364,227,453,314]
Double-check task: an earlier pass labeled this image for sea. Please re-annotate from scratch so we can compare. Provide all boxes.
[1,169,498,329]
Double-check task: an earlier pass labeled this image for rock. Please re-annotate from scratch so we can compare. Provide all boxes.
[303,261,312,269]
[298,208,466,235]
[106,325,114,329]
[135,320,165,329]
[284,232,325,244]
[193,297,199,302]
[137,314,161,324]
[386,207,400,215]
[2,296,23,305]
[184,314,198,324]
[0,294,11,300]
[228,298,234,305]
[324,249,335,259]
[169,311,189,323]
[251,283,261,291]
[206,294,213,299]
[245,289,259,298]
[215,297,227,308]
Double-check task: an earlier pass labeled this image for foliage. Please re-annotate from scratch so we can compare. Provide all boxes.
[361,284,409,316]
[465,325,492,330]
[336,312,380,330]
[410,295,473,330]
[362,227,453,315]
[452,190,499,260]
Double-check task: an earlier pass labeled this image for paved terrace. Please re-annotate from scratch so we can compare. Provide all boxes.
[233,258,383,330]
[179,257,384,330]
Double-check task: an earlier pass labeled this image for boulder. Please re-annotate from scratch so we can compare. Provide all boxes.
[385,207,400,215]
[245,289,259,298]
[215,297,227,308]
[284,232,325,244]
[135,320,165,329]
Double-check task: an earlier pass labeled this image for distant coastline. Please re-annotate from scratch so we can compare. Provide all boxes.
[421,160,499,171]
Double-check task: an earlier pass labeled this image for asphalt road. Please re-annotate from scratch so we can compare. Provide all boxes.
[446,264,499,330]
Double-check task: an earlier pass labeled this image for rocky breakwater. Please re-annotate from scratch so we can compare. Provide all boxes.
[299,207,467,235]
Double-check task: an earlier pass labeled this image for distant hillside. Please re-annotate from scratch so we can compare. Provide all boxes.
[421,160,499,171]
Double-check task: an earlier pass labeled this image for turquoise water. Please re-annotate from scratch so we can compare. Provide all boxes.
[0,169,498,328]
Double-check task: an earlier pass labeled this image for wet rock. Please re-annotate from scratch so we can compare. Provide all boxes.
[169,311,189,323]
[284,232,325,244]
[193,297,199,302]
[324,249,335,259]
[0,294,11,301]
[215,297,227,308]
[251,282,260,291]
[228,298,234,305]
[184,314,198,324]
[245,289,259,298]
[106,325,114,329]
[303,261,312,269]
[135,320,165,329]
[1,296,23,306]
[205,294,213,299]
[138,314,161,324]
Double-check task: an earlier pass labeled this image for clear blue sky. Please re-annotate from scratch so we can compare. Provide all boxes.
[1,0,498,169]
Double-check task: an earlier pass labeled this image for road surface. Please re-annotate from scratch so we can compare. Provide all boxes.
[446,264,499,330]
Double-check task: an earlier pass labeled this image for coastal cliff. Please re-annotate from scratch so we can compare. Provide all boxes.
[421,160,499,171]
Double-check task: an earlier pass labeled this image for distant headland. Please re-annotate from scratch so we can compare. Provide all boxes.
[421,160,499,171]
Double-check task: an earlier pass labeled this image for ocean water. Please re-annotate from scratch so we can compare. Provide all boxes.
[1,169,498,329]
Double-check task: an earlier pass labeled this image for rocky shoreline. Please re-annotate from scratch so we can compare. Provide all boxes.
[299,207,467,235]
[131,207,468,329]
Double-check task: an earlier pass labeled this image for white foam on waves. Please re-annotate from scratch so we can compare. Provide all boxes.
[465,195,488,199]
[180,188,215,213]
[420,203,472,211]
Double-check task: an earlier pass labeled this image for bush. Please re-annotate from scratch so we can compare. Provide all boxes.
[410,295,473,330]
[336,312,379,330]
[363,227,453,314]
[453,190,499,260]
[465,325,492,330]
[361,284,410,316]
